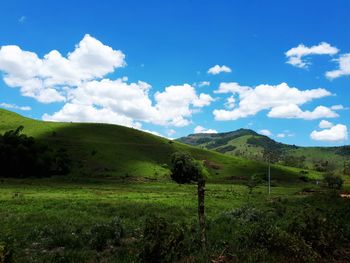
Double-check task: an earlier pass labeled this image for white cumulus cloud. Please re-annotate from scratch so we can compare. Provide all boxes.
[259,129,272,136]
[44,80,213,128]
[277,133,285,138]
[0,35,213,128]
[0,34,126,103]
[213,82,334,121]
[0,102,31,111]
[207,65,231,75]
[310,124,348,142]
[267,104,338,120]
[326,53,350,79]
[194,125,218,134]
[285,42,339,69]
[319,120,334,129]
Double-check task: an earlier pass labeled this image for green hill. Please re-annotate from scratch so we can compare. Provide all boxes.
[0,109,312,183]
[178,129,350,173]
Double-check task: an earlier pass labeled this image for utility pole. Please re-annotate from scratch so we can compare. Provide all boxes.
[197,177,206,253]
[268,158,271,194]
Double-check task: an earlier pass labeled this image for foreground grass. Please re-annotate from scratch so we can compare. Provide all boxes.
[0,177,321,262]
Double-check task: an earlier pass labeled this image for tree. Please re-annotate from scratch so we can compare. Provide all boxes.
[246,174,262,194]
[343,162,350,176]
[0,126,71,178]
[170,152,201,183]
[170,152,207,252]
[323,173,343,190]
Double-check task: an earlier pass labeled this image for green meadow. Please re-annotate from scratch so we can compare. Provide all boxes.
[0,108,349,262]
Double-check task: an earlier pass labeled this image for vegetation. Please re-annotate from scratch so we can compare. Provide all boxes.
[178,129,350,175]
[0,126,70,178]
[0,108,350,262]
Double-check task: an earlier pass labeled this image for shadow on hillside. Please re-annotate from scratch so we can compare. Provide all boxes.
[34,122,176,181]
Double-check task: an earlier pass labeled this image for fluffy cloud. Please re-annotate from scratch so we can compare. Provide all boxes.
[207,65,231,75]
[277,133,285,138]
[0,35,213,128]
[44,80,213,127]
[326,53,350,79]
[213,82,334,121]
[194,125,218,134]
[259,129,272,136]
[310,124,348,142]
[285,42,339,68]
[0,34,125,103]
[0,102,31,111]
[153,84,213,126]
[267,104,338,120]
[224,96,235,109]
[197,81,210,87]
[331,104,345,110]
[319,120,334,129]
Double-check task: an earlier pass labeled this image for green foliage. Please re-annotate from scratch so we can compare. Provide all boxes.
[323,173,343,189]
[336,146,350,156]
[210,206,317,262]
[343,161,350,176]
[0,126,71,178]
[170,152,201,184]
[89,217,123,251]
[0,242,12,263]
[288,209,345,255]
[216,145,236,153]
[284,155,306,168]
[313,160,336,173]
[138,216,188,263]
[246,174,262,194]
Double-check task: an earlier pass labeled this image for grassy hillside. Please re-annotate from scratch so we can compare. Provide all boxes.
[0,109,312,183]
[178,129,350,173]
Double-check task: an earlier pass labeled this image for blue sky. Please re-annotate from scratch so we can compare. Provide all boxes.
[0,0,349,146]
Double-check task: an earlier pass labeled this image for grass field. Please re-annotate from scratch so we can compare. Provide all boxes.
[1,108,348,262]
[0,177,322,262]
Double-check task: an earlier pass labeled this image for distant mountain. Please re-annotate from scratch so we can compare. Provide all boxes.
[178,129,350,173]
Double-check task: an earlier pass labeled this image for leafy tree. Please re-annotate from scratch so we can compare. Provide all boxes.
[170,152,201,183]
[170,152,207,253]
[343,161,350,176]
[0,126,71,178]
[246,174,262,194]
[323,173,343,190]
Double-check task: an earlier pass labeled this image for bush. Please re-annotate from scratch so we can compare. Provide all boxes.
[0,126,71,178]
[288,209,345,256]
[210,206,319,262]
[170,152,201,183]
[139,216,188,263]
[0,242,12,263]
[89,217,123,251]
[323,173,343,190]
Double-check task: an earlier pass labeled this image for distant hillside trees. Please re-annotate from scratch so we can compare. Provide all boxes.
[313,160,336,173]
[343,162,350,176]
[323,173,343,190]
[283,155,306,168]
[0,126,71,178]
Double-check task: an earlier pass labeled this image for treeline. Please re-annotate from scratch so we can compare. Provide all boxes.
[0,126,71,178]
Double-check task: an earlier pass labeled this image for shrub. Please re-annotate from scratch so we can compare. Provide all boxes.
[170,152,201,183]
[139,216,188,263]
[323,173,343,190]
[89,217,123,251]
[0,242,12,263]
[0,126,71,178]
[288,209,345,256]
